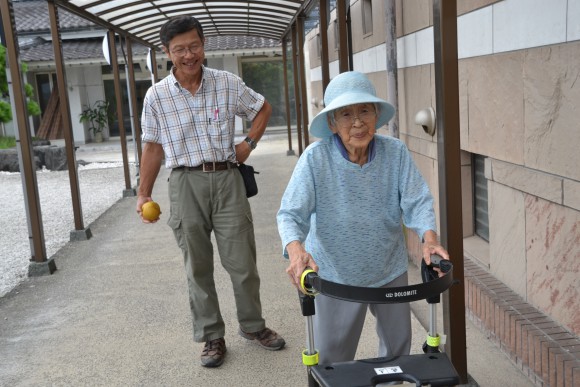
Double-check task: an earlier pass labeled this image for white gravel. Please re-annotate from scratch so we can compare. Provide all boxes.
[0,162,136,297]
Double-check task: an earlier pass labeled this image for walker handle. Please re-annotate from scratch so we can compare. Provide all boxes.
[300,269,319,295]
[429,254,452,273]
[421,254,451,304]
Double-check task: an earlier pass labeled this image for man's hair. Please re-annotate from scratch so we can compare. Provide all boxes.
[160,16,204,47]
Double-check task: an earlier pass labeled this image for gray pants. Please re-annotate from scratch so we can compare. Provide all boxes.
[167,167,265,342]
[313,272,411,364]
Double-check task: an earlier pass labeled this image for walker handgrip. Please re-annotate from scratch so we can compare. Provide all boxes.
[300,269,319,295]
[421,254,453,304]
[429,254,452,273]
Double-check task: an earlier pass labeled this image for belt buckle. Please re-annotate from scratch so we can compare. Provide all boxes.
[202,162,216,172]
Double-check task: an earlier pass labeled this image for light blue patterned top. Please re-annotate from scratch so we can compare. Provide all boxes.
[277,135,436,287]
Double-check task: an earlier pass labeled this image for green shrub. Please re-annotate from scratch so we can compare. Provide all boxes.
[0,136,16,149]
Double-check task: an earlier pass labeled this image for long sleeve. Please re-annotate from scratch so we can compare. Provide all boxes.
[276,150,316,257]
[276,135,436,287]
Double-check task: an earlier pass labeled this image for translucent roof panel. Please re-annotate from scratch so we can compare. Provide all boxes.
[58,0,307,48]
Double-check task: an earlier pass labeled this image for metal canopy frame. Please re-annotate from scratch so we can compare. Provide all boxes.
[53,0,310,48]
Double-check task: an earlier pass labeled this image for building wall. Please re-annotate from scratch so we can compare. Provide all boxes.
[306,0,580,338]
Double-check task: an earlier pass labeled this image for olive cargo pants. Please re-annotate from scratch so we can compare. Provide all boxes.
[167,167,265,342]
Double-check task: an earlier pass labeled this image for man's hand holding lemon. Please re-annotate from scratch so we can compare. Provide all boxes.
[137,196,161,223]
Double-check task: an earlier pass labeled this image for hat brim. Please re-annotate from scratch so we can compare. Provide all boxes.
[309,92,395,139]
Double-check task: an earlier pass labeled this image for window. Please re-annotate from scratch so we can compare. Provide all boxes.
[316,33,321,58]
[33,73,58,133]
[362,0,373,35]
[333,19,339,50]
[473,154,489,241]
[241,60,288,129]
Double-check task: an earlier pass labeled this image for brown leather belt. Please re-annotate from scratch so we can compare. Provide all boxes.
[173,161,237,172]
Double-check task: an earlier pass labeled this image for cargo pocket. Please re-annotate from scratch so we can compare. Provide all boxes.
[238,210,255,235]
[167,215,185,251]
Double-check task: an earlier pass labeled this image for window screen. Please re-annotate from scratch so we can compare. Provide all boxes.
[362,0,373,35]
[473,154,489,241]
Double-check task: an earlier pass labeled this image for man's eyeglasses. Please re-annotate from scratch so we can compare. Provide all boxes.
[170,44,203,57]
[334,106,377,127]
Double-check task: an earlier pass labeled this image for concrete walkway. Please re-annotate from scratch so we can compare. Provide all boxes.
[0,135,532,386]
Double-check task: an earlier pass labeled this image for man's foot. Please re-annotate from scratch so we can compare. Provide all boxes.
[239,327,286,351]
[200,337,226,367]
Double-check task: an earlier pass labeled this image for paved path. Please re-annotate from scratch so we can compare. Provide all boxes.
[0,135,532,386]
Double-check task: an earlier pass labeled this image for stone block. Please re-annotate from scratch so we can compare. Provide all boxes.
[523,42,580,181]
[563,179,580,212]
[399,65,434,141]
[0,145,68,172]
[462,52,525,164]
[525,196,580,337]
[489,184,527,297]
[35,145,68,171]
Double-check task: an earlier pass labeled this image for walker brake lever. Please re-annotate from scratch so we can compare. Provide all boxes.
[428,254,452,274]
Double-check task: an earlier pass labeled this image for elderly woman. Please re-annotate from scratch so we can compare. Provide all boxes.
[277,71,449,365]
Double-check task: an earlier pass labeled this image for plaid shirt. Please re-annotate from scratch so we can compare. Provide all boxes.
[141,66,265,169]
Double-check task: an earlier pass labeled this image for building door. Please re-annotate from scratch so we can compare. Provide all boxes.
[34,73,57,134]
[104,79,151,137]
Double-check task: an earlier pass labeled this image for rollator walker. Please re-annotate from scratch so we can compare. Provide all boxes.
[298,255,460,387]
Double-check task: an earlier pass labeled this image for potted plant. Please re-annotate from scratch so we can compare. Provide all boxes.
[79,100,109,143]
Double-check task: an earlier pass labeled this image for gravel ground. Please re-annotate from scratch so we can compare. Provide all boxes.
[0,162,136,297]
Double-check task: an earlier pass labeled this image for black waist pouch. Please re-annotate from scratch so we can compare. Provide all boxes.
[238,163,259,198]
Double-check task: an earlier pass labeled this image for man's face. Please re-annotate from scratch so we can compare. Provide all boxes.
[163,29,205,78]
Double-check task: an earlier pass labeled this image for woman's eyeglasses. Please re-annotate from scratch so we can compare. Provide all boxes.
[334,107,376,127]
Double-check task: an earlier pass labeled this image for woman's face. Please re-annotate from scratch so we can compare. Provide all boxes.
[164,29,205,79]
[329,103,377,151]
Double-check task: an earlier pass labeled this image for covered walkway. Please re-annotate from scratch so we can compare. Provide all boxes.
[0,136,532,386]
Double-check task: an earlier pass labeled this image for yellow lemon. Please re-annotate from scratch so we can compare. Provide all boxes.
[142,201,161,221]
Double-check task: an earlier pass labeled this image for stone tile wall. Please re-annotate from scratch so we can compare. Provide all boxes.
[399,32,580,387]
[398,40,580,336]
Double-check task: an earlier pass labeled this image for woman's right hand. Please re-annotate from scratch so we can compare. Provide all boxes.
[285,241,318,293]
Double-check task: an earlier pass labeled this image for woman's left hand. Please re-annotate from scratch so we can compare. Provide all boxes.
[285,241,319,293]
[422,230,450,277]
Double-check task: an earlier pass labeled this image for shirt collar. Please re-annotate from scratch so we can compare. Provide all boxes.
[332,133,376,164]
[170,65,206,91]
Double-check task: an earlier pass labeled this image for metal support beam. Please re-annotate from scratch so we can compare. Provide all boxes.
[47,0,91,241]
[336,0,349,73]
[125,37,142,185]
[0,0,54,274]
[319,0,330,92]
[150,49,159,83]
[282,38,295,156]
[291,23,303,155]
[432,0,468,383]
[296,16,309,147]
[107,30,135,197]
[385,0,400,138]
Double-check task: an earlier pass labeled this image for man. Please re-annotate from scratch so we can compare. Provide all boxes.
[137,15,285,368]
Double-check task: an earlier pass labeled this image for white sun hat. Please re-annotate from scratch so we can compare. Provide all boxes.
[309,71,395,139]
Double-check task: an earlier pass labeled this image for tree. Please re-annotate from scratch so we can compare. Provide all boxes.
[0,44,41,125]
